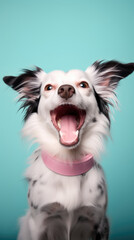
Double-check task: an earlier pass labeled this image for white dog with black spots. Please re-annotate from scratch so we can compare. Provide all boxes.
[3,60,134,240]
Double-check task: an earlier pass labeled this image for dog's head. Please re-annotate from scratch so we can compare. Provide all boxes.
[3,61,134,157]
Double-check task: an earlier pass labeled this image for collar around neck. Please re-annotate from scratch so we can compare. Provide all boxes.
[41,151,95,176]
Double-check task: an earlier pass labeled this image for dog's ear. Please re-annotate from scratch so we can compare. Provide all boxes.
[86,60,134,106]
[3,67,43,98]
[92,60,134,88]
[3,67,45,120]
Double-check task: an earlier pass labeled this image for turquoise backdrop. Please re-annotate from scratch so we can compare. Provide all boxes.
[0,0,134,239]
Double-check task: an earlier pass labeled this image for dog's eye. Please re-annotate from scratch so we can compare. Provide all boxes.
[79,81,89,88]
[45,84,53,91]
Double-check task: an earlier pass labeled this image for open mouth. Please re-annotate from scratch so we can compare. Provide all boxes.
[50,104,86,146]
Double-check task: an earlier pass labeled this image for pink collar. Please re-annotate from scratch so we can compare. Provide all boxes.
[41,151,95,176]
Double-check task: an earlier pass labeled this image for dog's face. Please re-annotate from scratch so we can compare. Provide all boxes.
[38,69,98,147]
[3,61,134,151]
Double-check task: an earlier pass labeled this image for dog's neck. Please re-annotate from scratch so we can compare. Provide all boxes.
[41,151,95,176]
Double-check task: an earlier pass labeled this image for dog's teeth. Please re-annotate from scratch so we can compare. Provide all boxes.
[59,130,64,137]
[58,120,61,128]
[75,130,79,136]
[72,130,78,136]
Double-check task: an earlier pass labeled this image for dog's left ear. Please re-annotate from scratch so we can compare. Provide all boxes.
[92,60,134,87]
[3,67,44,120]
[86,60,134,104]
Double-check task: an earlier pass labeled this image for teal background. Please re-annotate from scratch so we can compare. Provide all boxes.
[0,0,134,239]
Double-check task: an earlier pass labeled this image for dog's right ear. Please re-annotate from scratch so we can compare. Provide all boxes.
[3,67,43,96]
[3,67,45,120]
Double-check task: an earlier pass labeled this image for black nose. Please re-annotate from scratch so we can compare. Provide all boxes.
[58,84,75,100]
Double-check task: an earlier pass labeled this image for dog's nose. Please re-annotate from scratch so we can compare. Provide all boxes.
[58,84,75,100]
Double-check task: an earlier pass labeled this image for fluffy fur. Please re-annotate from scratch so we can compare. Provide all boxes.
[3,60,134,240]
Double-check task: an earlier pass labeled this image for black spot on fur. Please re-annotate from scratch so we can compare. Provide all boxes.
[33,204,38,210]
[31,201,38,209]
[34,156,39,161]
[93,87,110,122]
[98,184,104,195]
[28,190,30,198]
[26,177,32,182]
[32,180,37,186]
[92,117,97,123]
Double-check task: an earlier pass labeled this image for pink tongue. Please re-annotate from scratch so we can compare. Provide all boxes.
[60,115,78,145]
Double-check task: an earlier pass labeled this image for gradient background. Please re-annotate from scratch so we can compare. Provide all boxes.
[0,0,134,239]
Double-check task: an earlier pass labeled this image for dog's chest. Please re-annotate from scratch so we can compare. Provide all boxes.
[26,153,106,212]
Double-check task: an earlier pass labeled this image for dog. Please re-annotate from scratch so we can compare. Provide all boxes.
[3,60,134,240]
